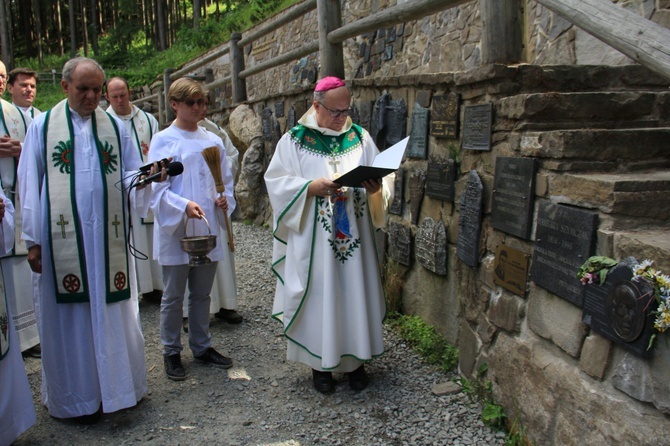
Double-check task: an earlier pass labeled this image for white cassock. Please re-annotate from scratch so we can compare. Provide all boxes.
[18,107,150,418]
[149,124,235,267]
[107,104,162,299]
[0,99,39,352]
[188,119,239,313]
[264,108,392,373]
[0,190,36,445]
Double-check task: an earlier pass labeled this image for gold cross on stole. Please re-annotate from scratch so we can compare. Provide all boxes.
[57,214,69,239]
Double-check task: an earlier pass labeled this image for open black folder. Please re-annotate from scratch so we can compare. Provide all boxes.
[334,136,409,188]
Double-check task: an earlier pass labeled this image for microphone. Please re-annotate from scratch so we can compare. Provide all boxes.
[138,158,169,173]
[135,161,184,187]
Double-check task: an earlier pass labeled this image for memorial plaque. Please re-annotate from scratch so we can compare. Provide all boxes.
[408,103,429,159]
[386,99,407,147]
[425,158,456,202]
[457,170,483,267]
[371,94,390,143]
[293,100,308,122]
[356,101,374,131]
[389,168,404,215]
[386,26,396,43]
[430,93,459,138]
[287,106,296,129]
[388,222,412,266]
[462,103,492,151]
[491,157,537,240]
[583,260,656,357]
[408,169,426,225]
[530,203,598,307]
[415,218,447,276]
[261,108,274,141]
[275,101,285,118]
[383,45,393,61]
[493,245,529,297]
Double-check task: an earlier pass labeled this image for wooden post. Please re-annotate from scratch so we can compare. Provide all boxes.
[204,68,215,108]
[480,0,522,64]
[230,32,247,104]
[317,0,344,79]
[164,68,175,122]
[157,87,165,128]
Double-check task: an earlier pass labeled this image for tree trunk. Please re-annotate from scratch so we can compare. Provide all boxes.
[55,0,64,56]
[90,0,98,54]
[81,0,89,56]
[33,0,43,65]
[68,0,76,56]
[193,0,201,30]
[156,0,167,51]
[0,0,12,67]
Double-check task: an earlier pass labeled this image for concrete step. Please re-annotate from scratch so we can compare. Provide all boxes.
[496,91,670,131]
[510,128,670,170]
[548,170,670,220]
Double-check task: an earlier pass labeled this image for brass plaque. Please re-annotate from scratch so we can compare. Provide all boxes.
[493,245,529,297]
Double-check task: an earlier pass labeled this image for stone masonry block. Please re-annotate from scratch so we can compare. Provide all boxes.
[458,320,480,378]
[489,292,524,333]
[527,284,588,358]
[579,334,611,380]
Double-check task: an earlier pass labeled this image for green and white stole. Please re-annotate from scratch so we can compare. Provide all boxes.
[0,98,28,256]
[0,271,8,360]
[43,100,130,304]
[129,108,155,224]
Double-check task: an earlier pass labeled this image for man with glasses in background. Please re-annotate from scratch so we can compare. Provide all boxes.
[265,76,393,394]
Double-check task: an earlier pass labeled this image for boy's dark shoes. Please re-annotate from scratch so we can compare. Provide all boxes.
[312,369,335,394]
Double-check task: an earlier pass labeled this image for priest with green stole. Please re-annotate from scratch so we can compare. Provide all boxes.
[265,77,393,394]
[18,57,162,423]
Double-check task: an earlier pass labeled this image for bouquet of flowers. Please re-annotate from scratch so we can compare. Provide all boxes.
[576,256,619,286]
[631,260,670,333]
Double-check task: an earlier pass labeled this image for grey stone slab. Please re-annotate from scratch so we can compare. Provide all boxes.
[457,170,483,267]
[389,167,404,215]
[462,103,492,150]
[407,103,429,159]
[409,169,426,225]
[389,222,412,266]
[415,217,447,276]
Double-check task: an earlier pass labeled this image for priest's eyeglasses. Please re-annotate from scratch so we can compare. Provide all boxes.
[182,98,209,107]
[318,102,351,118]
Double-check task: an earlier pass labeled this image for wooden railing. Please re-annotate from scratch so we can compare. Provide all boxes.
[145,0,670,125]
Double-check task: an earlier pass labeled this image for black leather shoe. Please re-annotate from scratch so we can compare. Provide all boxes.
[182,317,188,333]
[348,365,368,391]
[164,353,186,381]
[194,347,233,369]
[72,404,103,424]
[215,308,243,324]
[312,369,335,394]
[142,290,163,303]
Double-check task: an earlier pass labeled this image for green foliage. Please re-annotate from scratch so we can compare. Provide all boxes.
[387,313,458,372]
[383,260,406,314]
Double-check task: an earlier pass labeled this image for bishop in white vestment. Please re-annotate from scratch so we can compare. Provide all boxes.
[265,77,393,392]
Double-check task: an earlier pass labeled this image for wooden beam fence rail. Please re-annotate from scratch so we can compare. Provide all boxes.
[153,0,670,124]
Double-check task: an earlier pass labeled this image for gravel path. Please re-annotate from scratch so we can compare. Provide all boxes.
[16,222,506,446]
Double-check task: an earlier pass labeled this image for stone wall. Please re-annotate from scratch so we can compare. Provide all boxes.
[177,1,670,444]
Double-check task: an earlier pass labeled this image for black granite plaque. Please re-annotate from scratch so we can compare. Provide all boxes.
[262,108,274,141]
[355,101,374,131]
[430,93,459,138]
[275,101,285,118]
[389,168,404,215]
[408,103,429,159]
[425,158,456,202]
[530,203,598,307]
[462,103,492,151]
[494,245,529,297]
[415,217,447,276]
[491,157,537,240]
[389,222,411,266]
[287,106,296,130]
[386,26,396,43]
[386,99,407,147]
[457,170,483,267]
[409,169,426,225]
[383,45,393,61]
[375,228,387,266]
[293,100,308,122]
[371,94,390,143]
[583,260,656,357]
